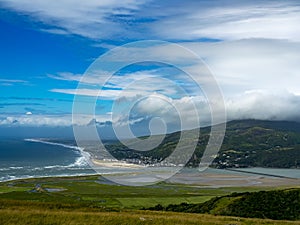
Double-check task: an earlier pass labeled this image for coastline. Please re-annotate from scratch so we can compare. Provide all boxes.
[0,173,97,183]
[92,159,144,168]
[225,168,298,179]
[169,170,300,187]
[1,171,299,188]
[0,139,297,187]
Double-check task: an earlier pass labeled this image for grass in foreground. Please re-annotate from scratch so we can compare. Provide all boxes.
[0,208,299,225]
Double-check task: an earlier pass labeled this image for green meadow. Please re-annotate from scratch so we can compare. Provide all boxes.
[1,209,298,225]
[0,175,278,209]
[0,175,298,224]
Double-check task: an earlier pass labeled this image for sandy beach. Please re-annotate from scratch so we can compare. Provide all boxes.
[93,165,300,187]
[92,159,144,168]
[168,170,300,187]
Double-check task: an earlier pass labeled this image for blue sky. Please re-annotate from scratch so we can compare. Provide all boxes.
[0,0,300,137]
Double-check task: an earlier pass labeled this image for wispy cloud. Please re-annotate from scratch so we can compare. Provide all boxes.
[49,69,192,100]
[147,1,300,41]
[0,103,44,107]
[0,0,147,39]
[49,38,300,128]
[50,39,300,98]
[51,88,121,99]
[1,0,300,130]
[181,39,300,96]
[2,96,73,103]
[0,79,28,86]
[1,0,299,41]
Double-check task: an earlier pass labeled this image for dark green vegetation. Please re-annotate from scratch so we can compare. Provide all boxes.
[0,175,299,224]
[105,120,300,168]
[149,188,300,221]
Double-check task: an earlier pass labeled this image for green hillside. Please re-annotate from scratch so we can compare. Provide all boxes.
[105,120,300,168]
[148,188,300,220]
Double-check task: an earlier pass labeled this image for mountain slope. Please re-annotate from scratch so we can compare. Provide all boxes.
[105,119,300,168]
[149,188,300,220]
[212,120,300,168]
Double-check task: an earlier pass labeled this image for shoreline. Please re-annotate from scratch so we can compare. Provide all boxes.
[0,173,98,183]
[91,159,145,168]
[169,173,300,187]
[225,168,298,179]
[1,168,299,188]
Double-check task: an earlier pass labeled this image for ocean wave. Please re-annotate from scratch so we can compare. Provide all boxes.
[69,155,89,167]
[0,175,34,182]
[0,173,97,183]
[9,166,24,170]
[30,167,46,171]
[24,138,84,151]
[43,156,89,170]
[24,138,91,168]
[0,167,24,171]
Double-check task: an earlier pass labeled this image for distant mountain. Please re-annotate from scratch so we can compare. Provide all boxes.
[211,119,300,168]
[105,119,300,168]
[148,188,300,220]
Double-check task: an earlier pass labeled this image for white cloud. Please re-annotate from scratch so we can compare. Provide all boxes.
[40,28,70,35]
[100,92,210,133]
[181,39,300,96]
[51,38,300,97]
[48,71,109,84]
[3,1,299,130]
[48,38,300,127]
[0,79,28,86]
[226,90,300,122]
[0,114,111,127]
[51,88,122,99]
[0,114,72,127]
[113,90,300,132]
[0,0,146,39]
[132,95,208,129]
[50,70,191,100]
[149,1,300,41]
[1,0,299,41]
[3,91,300,129]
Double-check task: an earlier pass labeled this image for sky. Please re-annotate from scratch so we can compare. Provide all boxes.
[0,0,300,138]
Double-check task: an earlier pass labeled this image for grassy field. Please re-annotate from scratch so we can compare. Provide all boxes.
[1,208,300,225]
[0,175,298,224]
[0,175,279,209]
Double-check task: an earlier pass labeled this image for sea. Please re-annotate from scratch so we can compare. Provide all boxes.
[0,138,96,182]
[0,138,299,182]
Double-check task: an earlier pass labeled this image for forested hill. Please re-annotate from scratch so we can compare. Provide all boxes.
[105,119,300,168]
[148,188,300,221]
[210,119,300,168]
